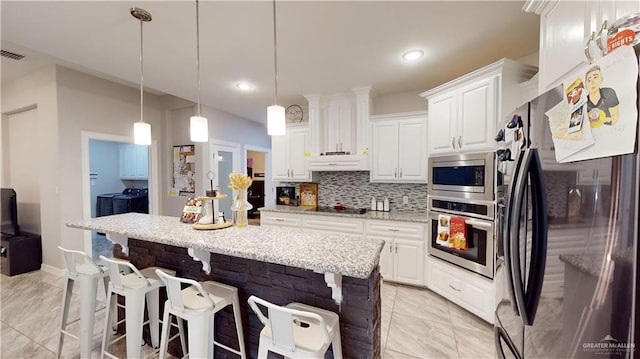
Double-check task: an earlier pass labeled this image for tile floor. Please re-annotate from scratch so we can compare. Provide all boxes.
[0,270,495,359]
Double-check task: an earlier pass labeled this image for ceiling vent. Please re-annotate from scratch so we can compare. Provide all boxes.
[1,50,25,60]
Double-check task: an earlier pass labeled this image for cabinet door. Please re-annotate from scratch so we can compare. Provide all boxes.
[539,1,590,91]
[134,145,149,179]
[397,117,427,182]
[289,128,310,181]
[326,99,354,153]
[271,133,289,180]
[394,238,424,286]
[427,91,457,155]
[372,236,393,280]
[458,76,498,153]
[370,120,399,182]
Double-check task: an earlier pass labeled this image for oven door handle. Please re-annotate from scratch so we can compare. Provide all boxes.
[465,219,492,229]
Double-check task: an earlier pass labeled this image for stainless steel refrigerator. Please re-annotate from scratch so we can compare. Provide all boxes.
[494,75,639,357]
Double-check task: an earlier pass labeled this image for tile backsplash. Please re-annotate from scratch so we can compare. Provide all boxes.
[280,171,428,213]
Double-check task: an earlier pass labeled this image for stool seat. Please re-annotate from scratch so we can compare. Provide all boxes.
[156,271,247,359]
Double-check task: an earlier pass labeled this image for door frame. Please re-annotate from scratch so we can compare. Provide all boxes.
[244,145,273,209]
[80,131,159,254]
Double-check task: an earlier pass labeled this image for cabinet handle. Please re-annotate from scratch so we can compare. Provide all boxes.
[449,284,462,292]
[387,228,400,232]
[457,136,462,148]
[451,137,456,149]
[275,218,285,222]
[395,244,398,253]
[389,245,393,253]
[328,163,337,166]
[399,168,403,178]
[394,168,397,178]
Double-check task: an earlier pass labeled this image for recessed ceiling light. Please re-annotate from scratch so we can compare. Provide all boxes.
[236,82,254,91]
[402,49,424,62]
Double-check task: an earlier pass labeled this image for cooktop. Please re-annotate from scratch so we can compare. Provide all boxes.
[315,206,368,215]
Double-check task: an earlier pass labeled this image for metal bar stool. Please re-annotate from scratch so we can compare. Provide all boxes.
[99,255,175,359]
[155,270,247,359]
[57,246,112,359]
[248,295,343,359]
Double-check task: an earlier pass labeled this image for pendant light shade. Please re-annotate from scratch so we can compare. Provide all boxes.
[190,115,209,142]
[190,0,208,142]
[267,0,286,136]
[267,105,286,136]
[134,121,152,145]
[131,7,152,146]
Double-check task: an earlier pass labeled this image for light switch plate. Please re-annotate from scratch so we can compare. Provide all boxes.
[402,196,409,205]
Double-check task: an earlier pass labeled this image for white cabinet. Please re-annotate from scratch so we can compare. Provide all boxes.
[576,157,612,185]
[421,59,537,157]
[366,220,426,286]
[536,0,640,92]
[119,144,148,180]
[260,212,301,228]
[325,97,355,154]
[272,126,311,182]
[426,256,495,323]
[370,112,427,183]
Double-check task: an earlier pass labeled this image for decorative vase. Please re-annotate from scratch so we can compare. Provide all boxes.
[231,191,253,228]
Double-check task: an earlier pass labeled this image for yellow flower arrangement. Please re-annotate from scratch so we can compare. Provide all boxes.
[228,172,253,191]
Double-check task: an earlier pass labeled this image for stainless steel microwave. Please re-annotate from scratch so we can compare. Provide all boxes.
[428,152,499,201]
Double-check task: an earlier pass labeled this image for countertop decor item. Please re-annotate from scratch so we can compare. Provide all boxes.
[276,186,295,205]
[229,172,253,228]
[299,182,318,208]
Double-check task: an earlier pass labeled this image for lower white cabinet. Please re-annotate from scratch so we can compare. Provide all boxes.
[366,220,426,286]
[426,256,495,323]
[260,212,301,228]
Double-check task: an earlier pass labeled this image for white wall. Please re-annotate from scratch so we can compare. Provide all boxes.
[2,65,59,269]
[372,89,426,115]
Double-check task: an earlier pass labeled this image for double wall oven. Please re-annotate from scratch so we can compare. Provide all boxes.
[427,152,501,279]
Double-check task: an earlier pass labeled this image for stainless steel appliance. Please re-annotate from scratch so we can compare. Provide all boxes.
[427,195,496,278]
[428,151,500,201]
[494,81,639,358]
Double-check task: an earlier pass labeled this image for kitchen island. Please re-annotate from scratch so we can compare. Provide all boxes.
[68,212,384,358]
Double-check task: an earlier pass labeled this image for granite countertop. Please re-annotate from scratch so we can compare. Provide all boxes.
[67,213,383,279]
[559,253,606,278]
[260,205,428,223]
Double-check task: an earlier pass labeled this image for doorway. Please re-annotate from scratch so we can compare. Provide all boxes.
[209,140,241,221]
[245,145,272,226]
[81,131,158,261]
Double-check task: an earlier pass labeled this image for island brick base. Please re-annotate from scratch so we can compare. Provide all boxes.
[115,238,381,359]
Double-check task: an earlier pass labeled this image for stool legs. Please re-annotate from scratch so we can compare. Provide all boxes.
[124,293,146,359]
[187,314,214,358]
[57,278,75,359]
[78,276,100,359]
[145,288,161,349]
[332,325,343,359]
[231,296,248,358]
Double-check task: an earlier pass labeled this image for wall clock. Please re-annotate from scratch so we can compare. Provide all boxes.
[285,104,304,124]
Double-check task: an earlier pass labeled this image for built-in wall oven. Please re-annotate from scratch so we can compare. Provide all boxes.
[427,196,496,278]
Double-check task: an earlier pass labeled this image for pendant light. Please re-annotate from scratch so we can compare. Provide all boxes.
[131,8,152,146]
[190,0,209,142]
[267,0,286,136]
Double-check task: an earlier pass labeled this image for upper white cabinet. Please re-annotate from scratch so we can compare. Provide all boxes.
[119,144,148,180]
[534,0,640,92]
[271,125,311,182]
[421,59,537,157]
[370,112,428,183]
[304,87,371,171]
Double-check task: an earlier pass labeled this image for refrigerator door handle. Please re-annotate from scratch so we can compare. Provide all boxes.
[522,148,548,325]
[504,148,526,316]
[508,148,533,324]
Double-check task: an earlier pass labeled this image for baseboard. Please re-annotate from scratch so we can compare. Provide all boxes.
[41,263,65,276]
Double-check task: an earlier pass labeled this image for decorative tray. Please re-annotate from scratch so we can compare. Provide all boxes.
[193,220,233,230]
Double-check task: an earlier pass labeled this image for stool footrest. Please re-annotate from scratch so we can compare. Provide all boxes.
[213,341,242,356]
[60,329,79,340]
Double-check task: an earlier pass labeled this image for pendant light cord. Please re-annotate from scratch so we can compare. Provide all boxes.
[139,18,144,123]
[272,0,278,105]
[196,0,202,116]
